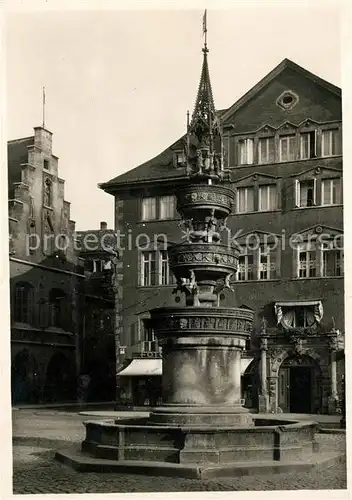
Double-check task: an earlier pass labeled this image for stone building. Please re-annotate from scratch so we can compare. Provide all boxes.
[100,57,344,413]
[8,126,84,404]
[75,222,117,402]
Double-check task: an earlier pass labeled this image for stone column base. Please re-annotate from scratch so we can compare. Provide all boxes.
[258,394,270,413]
[327,395,339,414]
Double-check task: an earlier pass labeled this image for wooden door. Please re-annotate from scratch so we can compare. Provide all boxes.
[278,367,290,412]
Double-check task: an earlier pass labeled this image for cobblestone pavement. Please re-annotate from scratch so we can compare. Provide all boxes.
[12,410,347,493]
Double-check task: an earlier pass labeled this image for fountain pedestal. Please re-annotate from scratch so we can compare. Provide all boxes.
[148,306,254,427]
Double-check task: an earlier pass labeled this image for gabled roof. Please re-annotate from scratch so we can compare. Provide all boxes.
[100,59,341,192]
[221,58,341,124]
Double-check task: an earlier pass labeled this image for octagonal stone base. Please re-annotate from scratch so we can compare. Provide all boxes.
[77,416,319,468]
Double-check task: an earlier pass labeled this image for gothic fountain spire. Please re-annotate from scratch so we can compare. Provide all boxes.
[185,11,224,181]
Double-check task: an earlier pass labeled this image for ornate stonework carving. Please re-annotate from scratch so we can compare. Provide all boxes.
[151,308,253,336]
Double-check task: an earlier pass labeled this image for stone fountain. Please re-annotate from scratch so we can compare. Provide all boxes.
[56,23,328,480]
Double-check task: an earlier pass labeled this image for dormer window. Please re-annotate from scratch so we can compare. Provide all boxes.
[174,151,186,168]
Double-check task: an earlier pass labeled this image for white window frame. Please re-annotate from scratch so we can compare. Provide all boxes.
[295,178,317,208]
[258,246,275,280]
[237,186,254,213]
[279,135,296,162]
[142,197,157,221]
[321,241,343,277]
[237,254,255,281]
[258,137,274,164]
[300,131,317,160]
[297,242,317,278]
[322,129,341,157]
[159,250,171,285]
[159,195,176,220]
[321,178,341,206]
[141,251,157,286]
[258,184,277,212]
[238,138,254,165]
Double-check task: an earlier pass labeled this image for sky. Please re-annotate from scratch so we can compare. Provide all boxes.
[6,5,342,230]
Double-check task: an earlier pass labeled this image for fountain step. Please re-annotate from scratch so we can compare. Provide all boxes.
[55,446,344,479]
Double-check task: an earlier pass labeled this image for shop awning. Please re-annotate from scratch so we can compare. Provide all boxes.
[117,359,162,377]
[241,357,255,375]
[118,357,254,377]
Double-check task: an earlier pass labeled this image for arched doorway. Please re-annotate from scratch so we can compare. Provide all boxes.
[44,352,75,402]
[11,349,39,404]
[278,354,322,413]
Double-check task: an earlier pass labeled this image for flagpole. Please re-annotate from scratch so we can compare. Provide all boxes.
[42,86,46,129]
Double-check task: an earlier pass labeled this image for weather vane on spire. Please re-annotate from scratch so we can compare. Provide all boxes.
[203,9,208,52]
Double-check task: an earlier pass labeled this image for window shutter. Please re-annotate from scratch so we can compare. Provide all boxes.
[313,178,317,205]
[313,130,317,157]
[295,179,300,207]
[248,139,254,164]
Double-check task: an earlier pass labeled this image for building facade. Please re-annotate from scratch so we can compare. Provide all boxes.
[8,126,84,404]
[100,58,344,414]
[75,222,117,402]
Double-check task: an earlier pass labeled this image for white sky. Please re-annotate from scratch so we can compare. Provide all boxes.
[6,5,342,230]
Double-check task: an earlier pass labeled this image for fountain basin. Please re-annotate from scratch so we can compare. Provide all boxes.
[80,416,319,465]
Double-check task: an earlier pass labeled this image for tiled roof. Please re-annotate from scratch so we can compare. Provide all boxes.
[100,59,341,192]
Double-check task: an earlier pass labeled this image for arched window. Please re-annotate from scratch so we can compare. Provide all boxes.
[48,288,67,329]
[14,282,34,324]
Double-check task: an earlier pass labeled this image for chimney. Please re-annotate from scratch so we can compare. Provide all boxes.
[100,221,108,230]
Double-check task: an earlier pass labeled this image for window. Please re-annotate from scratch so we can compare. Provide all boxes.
[92,259,103,273]
[141,319,158,352]
[160,195,176,219]
[48,289,67,329]
[296,179,316,207]
[142,197,157,221]
[238,138,254,165]
[141,251,157,286]
[322,129,342,157]
[298,242,316,278]
[283,307,315,328]
[322,178,341,205]
[321,242,343,277]
[237,254,254,281]
[14,282,34,324]
[279,135,296,162]
[159,250,174,285]
[258,137,275,164]
[259,184,277,211]
[175,151,185,167]
[259,245,276,280]
[43,159,49,170]
[300,131,316,159]
[237,187,254,213]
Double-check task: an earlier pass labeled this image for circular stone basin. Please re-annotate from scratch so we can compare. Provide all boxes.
[81,416,319,466]
[176,184,235,216]
[168,243,239,280]
[149,306,254,338]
